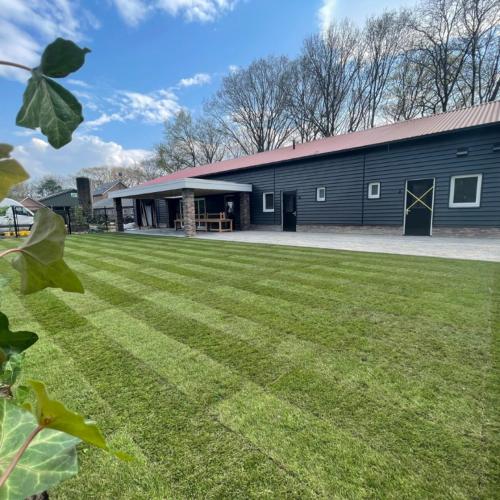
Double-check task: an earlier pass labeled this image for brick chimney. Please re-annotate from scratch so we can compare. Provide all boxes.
[76,177,92,217]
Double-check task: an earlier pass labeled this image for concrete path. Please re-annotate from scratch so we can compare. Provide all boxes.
[125,228,500,262]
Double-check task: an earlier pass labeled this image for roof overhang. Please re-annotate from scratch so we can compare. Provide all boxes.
[109,177,252,199]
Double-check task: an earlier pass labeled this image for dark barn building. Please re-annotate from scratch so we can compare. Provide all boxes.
[111,102,500,237]
[39,189,80,219]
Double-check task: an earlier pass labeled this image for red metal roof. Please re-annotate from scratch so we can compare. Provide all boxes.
[144,101,500,186]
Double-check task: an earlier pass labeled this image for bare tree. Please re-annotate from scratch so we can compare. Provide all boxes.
[458,0,500,104]
[300,21,360,137]
[383,50,432,121]
[208,56,295,154]
[410,0,472,112]
[287,58,321,143]
[195,117,228,164]
[153,110,198,171]
[76,166,151,187]
[151,111,229,173]
[363,11,410,127]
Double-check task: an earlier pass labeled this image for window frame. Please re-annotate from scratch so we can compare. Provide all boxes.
[316,186,326,202]
[367,182,381,199]
[262,192,275,213]
[449,174,482,208]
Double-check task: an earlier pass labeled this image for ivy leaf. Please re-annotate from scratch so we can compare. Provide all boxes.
[0,312,38,357]
[12,256,84,295]
[0,354,23,388]
[0,156,29,202]
[14,385,30,405]
[16,74,83,149]
[29,380,107,448]
[0,144,13,160]
[40,38,91,78]
[10,208,83,294]
[28,380,130,461]
[0,399,79,500]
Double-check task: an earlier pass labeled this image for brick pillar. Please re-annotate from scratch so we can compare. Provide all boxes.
[114,198,124,232]
[239,192,251,230]
[182,188,196,237]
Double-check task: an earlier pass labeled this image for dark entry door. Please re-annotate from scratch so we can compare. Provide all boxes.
[224,194,240,230]
[404,178,434,236]
[283,191,297,232]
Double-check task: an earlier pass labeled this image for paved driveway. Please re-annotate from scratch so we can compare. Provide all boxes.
[196,231,500,262]
[125,228,500,262]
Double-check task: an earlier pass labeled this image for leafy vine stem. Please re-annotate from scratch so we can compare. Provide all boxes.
[0,61,32,72]
[0,426,43,488]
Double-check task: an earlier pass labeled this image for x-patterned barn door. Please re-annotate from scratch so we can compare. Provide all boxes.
[404,178,435,236]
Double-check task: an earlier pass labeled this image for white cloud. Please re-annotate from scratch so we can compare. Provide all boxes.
[112,0,150,26]
[83,88,182,129]
[113,0,239,25]
[0,0,93,81]
[317,0,337,33]
[82,89,182,130]
[67,78,91,88]
[228,64,239,74]
[14,134,150,178]
[178,72,211,87]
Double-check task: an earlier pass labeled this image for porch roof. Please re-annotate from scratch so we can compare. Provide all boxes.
[109,177,252,200]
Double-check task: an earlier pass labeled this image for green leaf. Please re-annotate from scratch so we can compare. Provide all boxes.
[14,385,30,405]
[0,399,79,500]
[10,209,83,294]
[16,74,83,149]
[12,255,84,295]
[0,313,38,357]
[28,381,131,461]
[0,158,29,201]
[28,380,107,449]
[14,208,65,264]
[40,38,90,78]
[0,354,23,388]
[0,145,13,160]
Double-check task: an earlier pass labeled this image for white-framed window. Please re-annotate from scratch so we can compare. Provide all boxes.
[449,174,482,208]
[368,182,380,199]
[263,192,275,212]
[316,187,326,202]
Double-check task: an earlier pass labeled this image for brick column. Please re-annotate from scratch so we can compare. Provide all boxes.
[182,188,196,237]
[114,198,124,232]
[239,192,251,230]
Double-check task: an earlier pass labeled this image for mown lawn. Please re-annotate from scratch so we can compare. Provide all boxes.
[0,233,498,498]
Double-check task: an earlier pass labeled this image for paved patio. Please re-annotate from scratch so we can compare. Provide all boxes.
[125,228,500,262]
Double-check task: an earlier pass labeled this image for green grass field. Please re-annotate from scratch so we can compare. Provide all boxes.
[0,233,498,498]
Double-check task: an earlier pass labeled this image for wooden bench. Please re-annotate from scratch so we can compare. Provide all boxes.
[175,212,233,232]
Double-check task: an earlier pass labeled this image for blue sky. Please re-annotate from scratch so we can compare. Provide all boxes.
[0,0,410,178]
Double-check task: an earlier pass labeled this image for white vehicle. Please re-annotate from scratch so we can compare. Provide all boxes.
[0,198,35,230]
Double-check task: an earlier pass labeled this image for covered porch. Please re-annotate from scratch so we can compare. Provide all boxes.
[109,178,252,237]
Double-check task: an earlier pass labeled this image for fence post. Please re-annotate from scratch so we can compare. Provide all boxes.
[11,206,19,238]
[65,207,72,235]
[104,207,109,231]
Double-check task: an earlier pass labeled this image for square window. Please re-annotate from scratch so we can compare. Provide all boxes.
[316,187,326,202]
[449,174,482,208]
[263,192,274,212]
[368,182,380,199]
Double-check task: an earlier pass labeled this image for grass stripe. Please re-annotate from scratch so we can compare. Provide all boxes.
[18,290,314,498]
[65,245,488,331]
[0,234,495,498]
